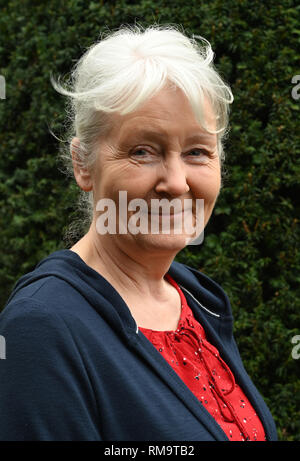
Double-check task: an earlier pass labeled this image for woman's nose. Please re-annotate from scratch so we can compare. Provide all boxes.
[155,155,190,196]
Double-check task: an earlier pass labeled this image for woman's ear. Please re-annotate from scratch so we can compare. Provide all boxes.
[70,137,93,192]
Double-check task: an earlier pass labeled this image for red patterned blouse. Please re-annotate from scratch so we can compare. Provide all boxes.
[139,274,266,441]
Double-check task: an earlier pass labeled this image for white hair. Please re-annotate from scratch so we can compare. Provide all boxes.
[51,24,233,244]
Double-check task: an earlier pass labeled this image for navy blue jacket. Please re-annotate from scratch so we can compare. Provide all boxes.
[0,249,277,441]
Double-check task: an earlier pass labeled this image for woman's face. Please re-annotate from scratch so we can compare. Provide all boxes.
[90,85,221,253]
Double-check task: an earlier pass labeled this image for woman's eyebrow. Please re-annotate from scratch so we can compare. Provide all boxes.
[124,129,216,144]
[185,133,216,144]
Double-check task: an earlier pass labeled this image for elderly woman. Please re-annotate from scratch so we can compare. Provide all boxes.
[0,25,277,441]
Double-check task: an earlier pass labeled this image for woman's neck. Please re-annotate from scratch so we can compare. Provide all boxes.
[70,225,178,303]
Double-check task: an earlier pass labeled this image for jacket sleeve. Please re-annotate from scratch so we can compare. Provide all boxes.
[0,298,102,441]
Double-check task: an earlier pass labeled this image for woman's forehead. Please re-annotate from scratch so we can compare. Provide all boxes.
[108,89,217,143]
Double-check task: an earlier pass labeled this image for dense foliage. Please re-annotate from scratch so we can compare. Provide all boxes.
[0,0,299,441]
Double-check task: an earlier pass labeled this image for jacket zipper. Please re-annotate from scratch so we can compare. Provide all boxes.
[178,285,220,318]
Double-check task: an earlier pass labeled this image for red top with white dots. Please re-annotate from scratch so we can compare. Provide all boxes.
[139,274,266,441]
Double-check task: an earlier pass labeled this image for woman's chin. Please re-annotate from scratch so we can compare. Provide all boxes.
[131,232,196,252]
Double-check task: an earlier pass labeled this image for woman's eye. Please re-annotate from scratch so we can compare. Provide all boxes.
[186,149,210,162]
[130,148,158,162]
[132,149,149,156]
[188,149,207,156]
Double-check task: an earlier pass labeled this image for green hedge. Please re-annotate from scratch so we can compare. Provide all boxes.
[0,0,299,441]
